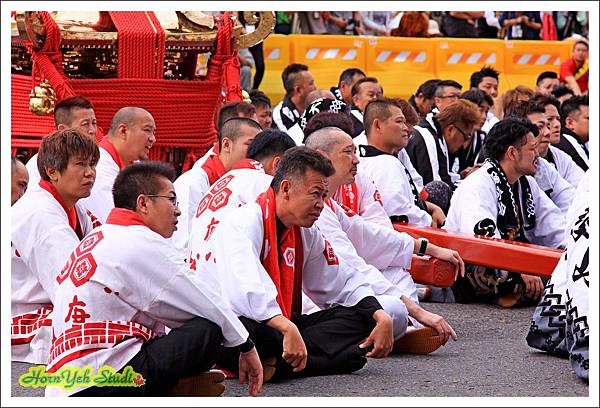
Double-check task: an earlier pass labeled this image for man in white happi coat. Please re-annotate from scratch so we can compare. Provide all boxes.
[445,118,566,306]
[305,127,464,352]
[554,95,589,172]
[26,95,98,188]
[530,93,584,189]
[527,172,589,379]
[12,129,100,364]
[188,129,296,269]
[507,99,575,213]
[79,107,156,223]
[348,77,383,139]
[46,162,263,397]
[204,147,395,380]
[272,63,316,144]
[171,118,261,255]
[357,98,446,227]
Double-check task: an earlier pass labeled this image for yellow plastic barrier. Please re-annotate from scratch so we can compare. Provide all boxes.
[433,38,506,93]
[502,40,572,89]
[260,34,572,107]
[289,34,367,96]
[365,37,436,100]
[261,34,291,106]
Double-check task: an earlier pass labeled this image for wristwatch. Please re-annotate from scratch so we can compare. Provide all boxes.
[417,238,429,257]
[238,337,255,353]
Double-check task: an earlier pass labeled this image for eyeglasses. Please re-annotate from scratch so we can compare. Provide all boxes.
[145,194,179,207]
[454,125,472,141]
[438,94,460,100]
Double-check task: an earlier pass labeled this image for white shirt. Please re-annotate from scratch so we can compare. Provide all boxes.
[46,210,249,396]
[534,157,575,213]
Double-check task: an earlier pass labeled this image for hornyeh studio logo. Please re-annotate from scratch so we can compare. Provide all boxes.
[19,365,145,391]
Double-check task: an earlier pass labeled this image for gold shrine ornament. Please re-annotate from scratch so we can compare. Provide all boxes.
[29,79,56,115]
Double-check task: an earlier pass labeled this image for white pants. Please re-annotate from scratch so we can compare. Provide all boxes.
[381,265,419,304]
[375,295,409,341]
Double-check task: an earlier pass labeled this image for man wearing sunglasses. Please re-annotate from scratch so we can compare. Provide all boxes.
[405,99,481,194]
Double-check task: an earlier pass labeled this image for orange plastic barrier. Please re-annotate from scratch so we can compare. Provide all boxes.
[433,38,507,93]
[365,37,436,100]
[289,34,367,93]
[502,39,572,89]
[393,222,562,277]
[261,34,291,106]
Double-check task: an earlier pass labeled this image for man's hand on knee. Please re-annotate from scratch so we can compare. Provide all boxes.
[360,310,393,358]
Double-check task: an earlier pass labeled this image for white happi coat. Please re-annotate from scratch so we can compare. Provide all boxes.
[11,187,95,363]
[548,145,584,189]
[170,160,213,255]
[207,202,377,322]
[333,171,392,229]
[358,147,432,227]
[79,147,120,223]
[445,166,566,248]
[534,157,575,213]
[397,149,424,190]
[25,153,42,189]
[315,200,417,299]
[188,164,273,267]
[45,210,249,396]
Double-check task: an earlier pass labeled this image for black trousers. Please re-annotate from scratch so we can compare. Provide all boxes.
[249,42,265,90]
[217,305,375,380]
[74,317,223,396]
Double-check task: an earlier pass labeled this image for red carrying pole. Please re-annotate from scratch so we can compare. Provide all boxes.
[393,222,562,277]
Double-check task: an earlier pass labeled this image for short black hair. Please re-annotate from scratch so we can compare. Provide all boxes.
[536,71,558,86]
[530,93,561,113]
[551,85,575,99]
[483,118,539,161]
[54,95,95,127]
[435,80,463,97]
[246,128,296,162]
[249,89,272,110]
[460,89,494,107]
[216,102,257,133]
[271,146,335,193]
[469,66,500,88]
[415,79,441,99]
[560,95,588,125]
[112,161,176,211]
[303,111,354,142]
[364,97,403,137]
[505,99,547,119]
[219,117,262,149]
[338,68,366,86]
[351,77,381,97]
[282,63,309,97]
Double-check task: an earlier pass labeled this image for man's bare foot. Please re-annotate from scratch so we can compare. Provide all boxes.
[262,357,277,382]
[167,369,226,396]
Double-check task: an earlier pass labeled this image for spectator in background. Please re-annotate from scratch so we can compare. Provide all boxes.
[535,72,560,96]
[349,77,383,138]
[500,86,534,118]
[272,63,316,134]
[476,11,501,38]
[555,95,589,171]
[274,11,293,34]
[391,12,430,37]
[432,80,462,113]
[442,12,484,38]
[552,85,575,104]
[499,12,542,40]
[11,157,28,206]
[360,11,393,36]
[554,11,588,40]
[322,11,364,35]
[249,90,273,130]
[408,79,441,119]
[238,12,265,90]
[559,39,588,95]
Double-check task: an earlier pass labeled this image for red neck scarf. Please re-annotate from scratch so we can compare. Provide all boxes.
[231,158,265,172]
[106,208,148,227]
[256,188,304,320]
[39,180,83,239]
[201,154,226,186]
[98,136,126,170]
[332,182,359,214]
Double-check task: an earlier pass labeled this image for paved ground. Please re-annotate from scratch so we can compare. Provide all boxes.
[11,302,589,398]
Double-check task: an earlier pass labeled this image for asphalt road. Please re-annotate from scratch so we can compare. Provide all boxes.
[11,302,589,398]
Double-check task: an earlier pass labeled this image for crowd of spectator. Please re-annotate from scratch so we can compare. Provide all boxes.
[271,11,589,40]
